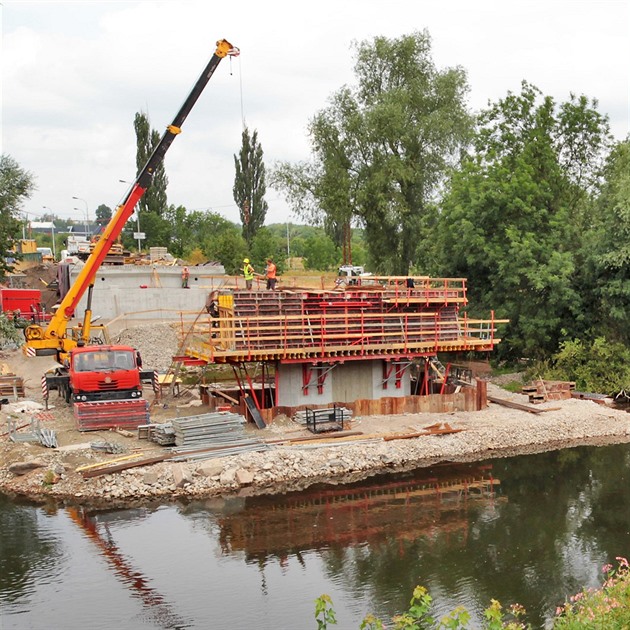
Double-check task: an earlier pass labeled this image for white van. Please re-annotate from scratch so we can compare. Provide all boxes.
[37,247,54,261]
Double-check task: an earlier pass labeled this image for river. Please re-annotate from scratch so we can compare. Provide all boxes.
[2,442,630,629]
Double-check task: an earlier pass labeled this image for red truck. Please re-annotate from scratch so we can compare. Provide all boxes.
[0,288,52,323]
[45,345,155,404]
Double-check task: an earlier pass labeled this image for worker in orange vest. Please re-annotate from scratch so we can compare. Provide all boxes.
[265,257,277,290]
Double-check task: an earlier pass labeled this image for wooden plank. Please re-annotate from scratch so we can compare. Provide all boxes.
[81,454,171,478]
[213,390,239,405]
[487,395,544,414]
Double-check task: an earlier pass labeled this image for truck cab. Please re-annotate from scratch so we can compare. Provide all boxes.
[68,345,144,402]
[336,265,373,286]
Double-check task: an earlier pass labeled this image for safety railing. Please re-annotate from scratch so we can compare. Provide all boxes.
[182,308,506,363]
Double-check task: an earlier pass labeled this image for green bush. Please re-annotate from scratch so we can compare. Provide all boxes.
[554,557,630,628]
[314,558,630,628]
[0,313,22,348]
[526,337,630,396]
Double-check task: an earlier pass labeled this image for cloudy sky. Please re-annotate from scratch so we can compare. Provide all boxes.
[2,0,629,228]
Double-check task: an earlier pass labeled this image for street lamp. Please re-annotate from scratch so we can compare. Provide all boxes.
[119,180,142,253]
[286,221,291,262]
[73,208,89,237]
[41,207,57,260]
[72,196,89,235]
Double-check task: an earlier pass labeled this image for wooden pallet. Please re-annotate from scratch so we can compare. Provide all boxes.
[0,374,25,399]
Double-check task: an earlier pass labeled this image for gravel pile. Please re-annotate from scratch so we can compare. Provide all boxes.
[114,323,181,372]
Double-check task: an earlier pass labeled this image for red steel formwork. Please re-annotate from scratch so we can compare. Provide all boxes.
[181,276,505,365]
[74,399,150,431]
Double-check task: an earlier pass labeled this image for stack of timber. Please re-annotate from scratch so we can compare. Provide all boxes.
[521,380,575,404]
[74,399,150,431]
[0,373,25,400]
[167,411,269,460]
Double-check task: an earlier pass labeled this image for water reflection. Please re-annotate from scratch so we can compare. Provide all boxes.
[213,463,499,560]
[0,496,62,603]
[3,444,630,629]
[66,506,192,629]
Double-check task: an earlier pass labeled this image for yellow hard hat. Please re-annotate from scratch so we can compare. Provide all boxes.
[243,258,250,263]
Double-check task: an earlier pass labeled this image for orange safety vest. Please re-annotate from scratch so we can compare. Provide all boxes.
[266,262,276,279]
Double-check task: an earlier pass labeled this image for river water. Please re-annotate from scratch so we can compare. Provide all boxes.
[2,442,630,630]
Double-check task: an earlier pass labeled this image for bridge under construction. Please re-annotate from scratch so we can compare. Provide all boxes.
[172,275,506,423]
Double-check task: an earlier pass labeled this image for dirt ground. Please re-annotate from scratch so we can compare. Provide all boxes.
[3,337,630,508]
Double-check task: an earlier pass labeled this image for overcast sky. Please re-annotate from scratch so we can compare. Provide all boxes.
[2,0,629,229]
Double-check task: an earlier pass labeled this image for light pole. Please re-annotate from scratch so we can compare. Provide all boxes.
[73,208,89,237]
[119,180,142,253]
[72,196,89,235]
[41,207,57,260]
[286,221,290,263]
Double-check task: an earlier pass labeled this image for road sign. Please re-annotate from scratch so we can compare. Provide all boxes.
[133,232,146,240]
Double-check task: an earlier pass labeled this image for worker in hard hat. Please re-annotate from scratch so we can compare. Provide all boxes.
[242,258,255,290]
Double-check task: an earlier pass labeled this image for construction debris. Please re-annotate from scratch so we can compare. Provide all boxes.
[5,416,57,447]
[0,373,25,400]
[38,428,58,448]
[90,441,125,454]
[383,422,465,441]
[521,380,575,404]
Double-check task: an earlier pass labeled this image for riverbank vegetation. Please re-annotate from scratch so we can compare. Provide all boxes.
[314,558,630,629]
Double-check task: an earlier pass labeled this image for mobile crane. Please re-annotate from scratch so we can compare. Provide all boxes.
[23,39,238,412]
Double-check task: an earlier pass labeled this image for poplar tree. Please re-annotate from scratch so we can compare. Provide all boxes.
[233,126,268,246]
[134,112,168,215]
[133,112,170,247]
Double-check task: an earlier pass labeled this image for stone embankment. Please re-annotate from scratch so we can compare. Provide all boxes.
[3,387,630,508]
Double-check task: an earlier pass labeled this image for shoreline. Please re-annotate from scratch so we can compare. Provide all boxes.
[3,391,630,510]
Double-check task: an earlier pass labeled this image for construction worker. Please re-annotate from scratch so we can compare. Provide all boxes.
[181,266,190,288]
[242,258,255,290]
[265,257,277,290]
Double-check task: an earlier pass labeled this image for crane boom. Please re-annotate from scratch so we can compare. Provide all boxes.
[24,39,238,358]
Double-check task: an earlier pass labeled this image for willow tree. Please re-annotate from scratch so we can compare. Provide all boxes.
[272,30,472,274]
[233,126,268,246]
[0,155,35,275]
[437,82,612,360]
[590,139,630,343]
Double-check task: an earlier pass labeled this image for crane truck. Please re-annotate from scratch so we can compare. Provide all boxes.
[24,39,239,415]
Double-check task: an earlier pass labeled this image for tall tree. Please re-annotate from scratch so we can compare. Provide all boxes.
[590,139,630,343]
[272,30,472,274]
[134,112,168,217]
[233,126,268,246]
[436,82,611,360]
[0,155,35,275]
